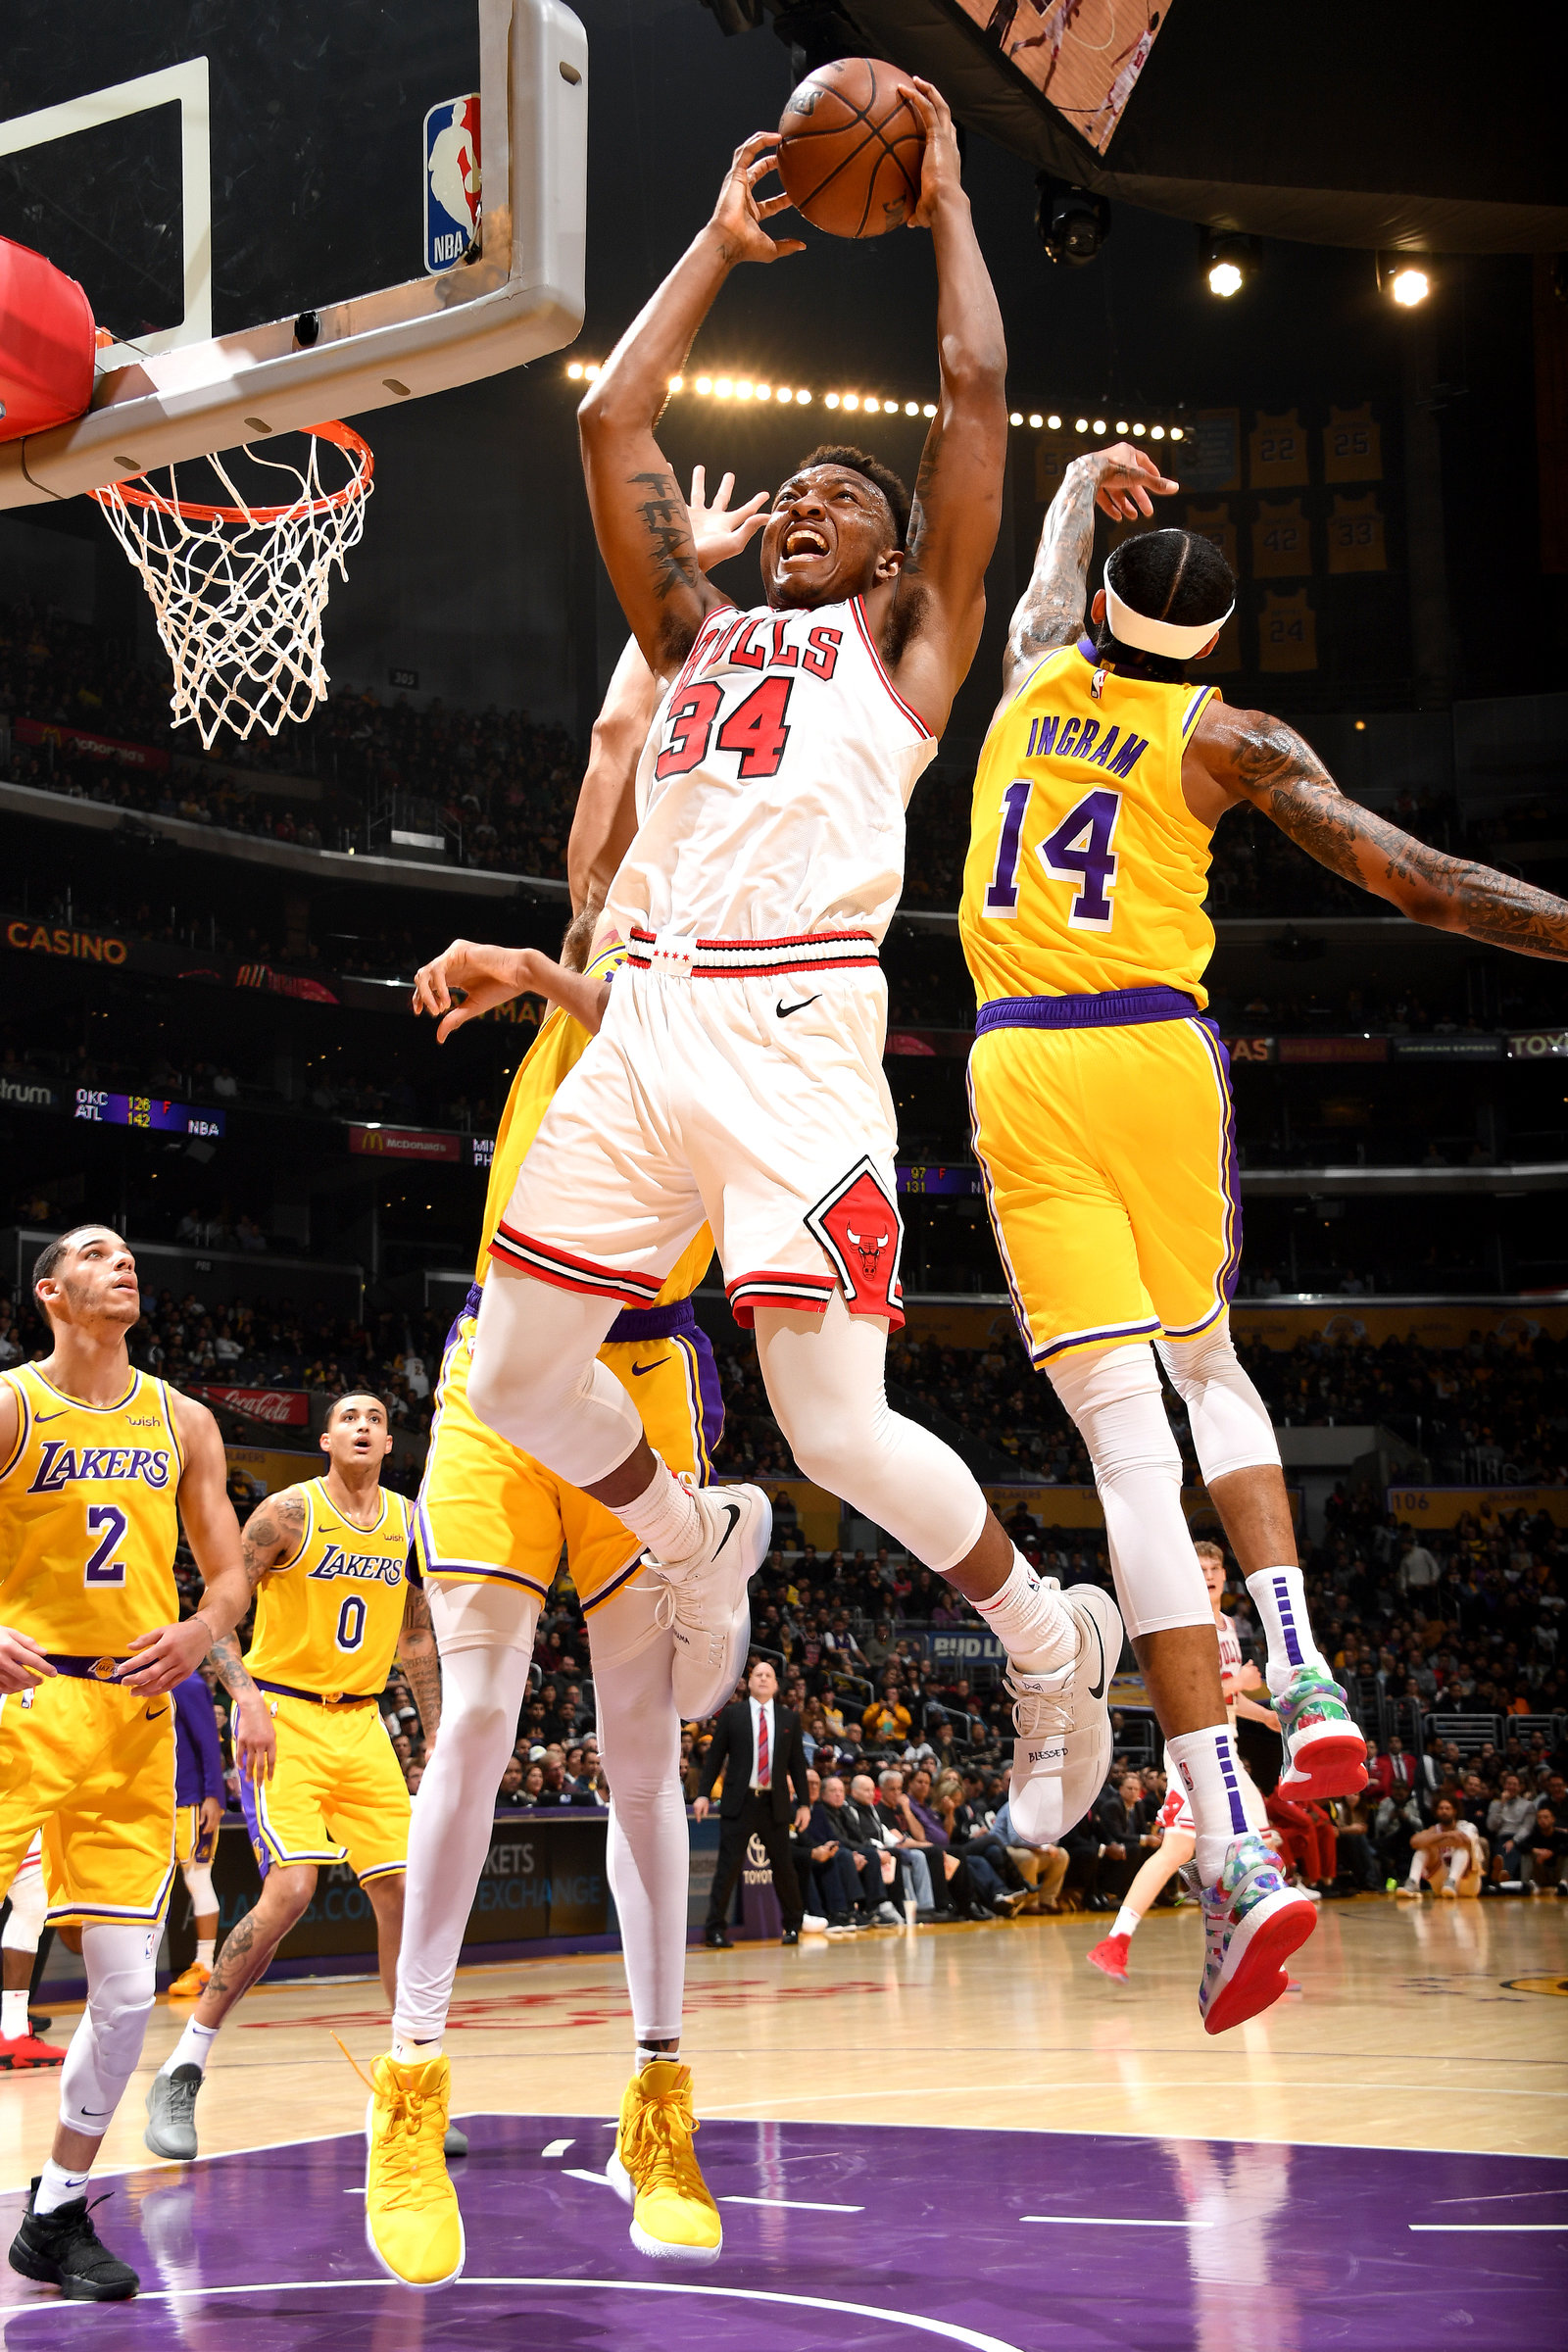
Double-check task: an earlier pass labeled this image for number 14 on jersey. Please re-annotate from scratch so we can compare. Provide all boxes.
[984,781,1123,931]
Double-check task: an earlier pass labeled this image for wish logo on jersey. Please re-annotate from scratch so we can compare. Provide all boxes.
[306,1543,405,1589]
[27,1442,173,1494]
[805,1158,905,1319]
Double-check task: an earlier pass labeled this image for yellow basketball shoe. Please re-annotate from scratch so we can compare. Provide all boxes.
[165,1962,211,2001]
[608,2061,722,2264]
[363,2053,465,2289]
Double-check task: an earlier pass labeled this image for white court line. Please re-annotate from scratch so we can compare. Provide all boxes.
[1409,2224,1568,2233]
[564,2168,615,2188]
[1021,2216,1209,2229]
[721,2195,864,2212]
[542,2138,575,2158]
[5,2274,1025,2351]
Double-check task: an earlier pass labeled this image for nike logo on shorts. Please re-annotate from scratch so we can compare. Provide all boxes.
[776,995,820,1018]
[630,1358,663,1377]
[713,1503,741,1557]
[145,1706,169,1722]
[1085,1616,1106,1701]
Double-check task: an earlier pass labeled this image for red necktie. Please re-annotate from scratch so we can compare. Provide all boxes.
[758,1705,770,1788]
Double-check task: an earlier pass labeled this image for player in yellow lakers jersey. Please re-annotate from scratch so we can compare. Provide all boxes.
[963,441,1568,2034]
[0,1226,264,2300]
[356,472,767,2292]
[142,1391,449,2164]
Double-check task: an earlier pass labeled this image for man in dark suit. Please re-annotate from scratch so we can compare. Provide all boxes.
[694,1659,810,1946]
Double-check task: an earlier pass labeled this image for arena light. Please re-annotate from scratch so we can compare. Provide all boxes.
[1202,231,1256,299]
[1131,421,1146,437]
[825,391,841,409]
[1092,417,1106,434]
[1150,423,1165,439]
[1115,419,1128,434]
[864,397,880,414]
[843,393,860,412]
[1028,413,1043,428]
[905,401,919,416]
[714,376,733,398]
[776,386,793,403]
[667,374,684,394]
[1170,426,1184,441]
[583,363,600,380]
[1009,411,1023,427]
[735,379,753,400]
[1075,416,1089,433]
[797,389,812,405]
[565,361,584,379]
[921,402,935,417]
[1047,413,1061,430]
[755,381,771,399]
[1392,264,1431,306]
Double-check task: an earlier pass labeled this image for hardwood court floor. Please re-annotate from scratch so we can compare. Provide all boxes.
[4,1892,1562,2187]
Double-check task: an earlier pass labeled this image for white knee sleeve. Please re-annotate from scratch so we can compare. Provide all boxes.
[466,1271,640,1488]
[755,1293,987,1573]
[180,1864,216,1916]
[1156,1317,1280,1485]
[59,1922,158,2137]
[590,1583,687,2046]
[2,1859,46,1952]
[1047,1342,1209,1640]
[393,1604,539,2045]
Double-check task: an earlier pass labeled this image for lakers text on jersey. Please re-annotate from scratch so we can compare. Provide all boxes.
[959,644,1240,1365]
[0,1364,182,1925]
[239,1479,414,1881]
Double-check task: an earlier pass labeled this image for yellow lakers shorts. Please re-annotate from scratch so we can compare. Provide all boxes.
[415,1302,722,1616]
[968,1012,1241,1366]
[240,1696,410,1881]
[0,1677,175,1930]
[174,1803,217,1868]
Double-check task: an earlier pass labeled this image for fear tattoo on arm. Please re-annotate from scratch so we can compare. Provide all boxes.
[632,471,701,604]
[397,1583,443,1740]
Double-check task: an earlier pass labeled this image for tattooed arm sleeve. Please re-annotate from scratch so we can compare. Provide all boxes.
[1200,703,1568,960]
[1001,460,1100,700]
[397,1583,443,1742]
[206,1489,306,1701]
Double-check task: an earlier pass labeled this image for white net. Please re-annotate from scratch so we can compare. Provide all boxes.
[90,422,373,750]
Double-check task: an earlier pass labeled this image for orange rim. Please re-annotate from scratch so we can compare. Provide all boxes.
[92,420,373,524]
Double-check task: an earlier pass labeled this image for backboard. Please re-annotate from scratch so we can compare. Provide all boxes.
[0,0,586,509]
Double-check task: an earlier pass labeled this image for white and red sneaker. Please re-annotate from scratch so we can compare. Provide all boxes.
[1199,1833,1317,2034]
[1006,1584,1123,1847]
[1086,1933,1131,1982]
[649,1480,771,1719]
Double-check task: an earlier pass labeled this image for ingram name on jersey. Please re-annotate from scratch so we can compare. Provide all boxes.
[247,1478,413,1697]
[960,643,1219,1008]
[607,597,936,947]
[0,1363,181,1653]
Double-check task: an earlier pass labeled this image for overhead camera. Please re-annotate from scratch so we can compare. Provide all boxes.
[1036,175,1110,269]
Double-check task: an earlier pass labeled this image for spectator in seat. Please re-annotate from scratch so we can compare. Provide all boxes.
[1488,1773,1539,1886]
[814,1774,903,1923]
[1522,1804,1568,1894]
[849,1772,933,1914]
[1400,1796,1486,1898]
[496,1756,529,1809]
[1373,1783,1424,1885]
[987,1794,1069,1912]
[1328,1787,1383,1890]
[800,1770,878,1929]
[1266,1787,1339,1895]
[876,1769,996,1919]
[862,1681,912,1749]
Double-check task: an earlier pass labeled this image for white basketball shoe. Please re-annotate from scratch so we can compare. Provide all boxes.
[1005,1583,1123,1847]
[648,1478,771,1719]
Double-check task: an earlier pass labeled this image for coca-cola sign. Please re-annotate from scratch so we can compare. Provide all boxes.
[197,1386,310,1428]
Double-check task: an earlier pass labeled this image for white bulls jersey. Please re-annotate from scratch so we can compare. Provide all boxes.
[606,597,936,946]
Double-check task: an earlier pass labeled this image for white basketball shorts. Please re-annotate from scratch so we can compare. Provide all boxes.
[492,929,907,1330]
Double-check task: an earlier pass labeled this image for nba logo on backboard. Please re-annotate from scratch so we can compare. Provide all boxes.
[424,96,481,273]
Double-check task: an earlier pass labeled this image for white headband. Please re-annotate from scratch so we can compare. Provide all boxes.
[1103,564,1233,660]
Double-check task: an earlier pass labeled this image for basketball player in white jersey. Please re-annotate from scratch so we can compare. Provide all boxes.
[449,88,1122,1905]
[1087,1542,1274,1982]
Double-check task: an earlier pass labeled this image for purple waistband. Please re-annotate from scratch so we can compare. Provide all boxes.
[449,1282,697,1350]
[975,986,1202,1034]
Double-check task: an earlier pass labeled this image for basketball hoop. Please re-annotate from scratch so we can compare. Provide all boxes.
[91,420,373,750]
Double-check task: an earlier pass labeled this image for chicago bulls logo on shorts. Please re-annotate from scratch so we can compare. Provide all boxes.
[804,1157,905,1323]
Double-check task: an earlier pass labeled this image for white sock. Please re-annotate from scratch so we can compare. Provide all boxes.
[1111,1904,1140,1940]
[392,2034,442,2066]
[1165,1727,1254,1886]
[160,2016,218,2078]
[2,1987,27,2038]
[974,1549,1075,1675]
[1407,1853,1429,1886]
[616,1457,703,1568]
[195,1938,215,1969]
[34,2158,91,2216]
[1245,1565,1327,1694]
[636,2042,680,2072]
[1446,1847,1466,1887]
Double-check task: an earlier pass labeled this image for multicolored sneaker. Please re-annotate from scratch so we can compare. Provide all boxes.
[608,2061,722,2264]
[1199,1834,1317,2035]
[1086,1933,1131,1982]
[1274,1665,1368,1800]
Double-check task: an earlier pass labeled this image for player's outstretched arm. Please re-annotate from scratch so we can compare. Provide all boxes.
[1195,704,1568,959]
[579,139,802,677]
[997,444,1179,712]
[397,1584,443,1745]
[413,940,612,1039]
[887,80,1007,729]
[565,465,769,961]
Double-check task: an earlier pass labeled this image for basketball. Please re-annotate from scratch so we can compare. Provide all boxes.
[776,58,925,240]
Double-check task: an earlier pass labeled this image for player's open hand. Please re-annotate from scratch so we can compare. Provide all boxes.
[233,1690,277,1784]
[0,1624,55,1694]
[900,78,961,229]
[413,939,537,1040]
[120,1612,214,1695]
[1088,442,1179,521]
[710,133,806,267]
[687,465,768,570]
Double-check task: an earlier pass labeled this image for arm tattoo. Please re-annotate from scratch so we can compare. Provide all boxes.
[902,422,944,581]
[631,471,700,605]
[1004,465,1098,692]
[1236,716,1568,960]
[397,1583,443,1739]
[208,1492,305,1698]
